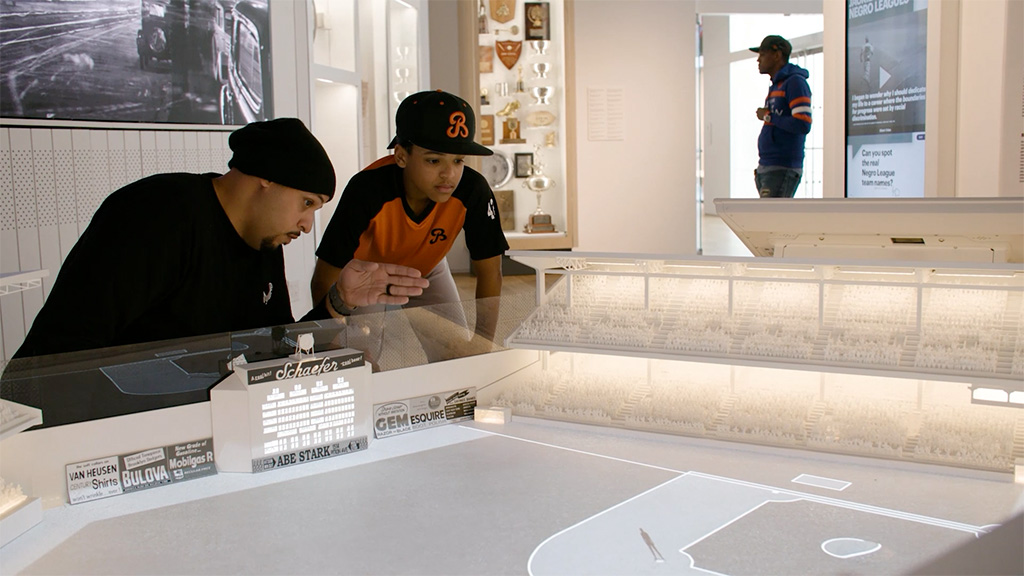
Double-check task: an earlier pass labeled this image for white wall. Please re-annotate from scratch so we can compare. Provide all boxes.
[0,2,314,363]
[572,0,697,254]
[701,16,733,215]
[956,0,1024,198]
[427,0,471,273]
[0,128,235,363]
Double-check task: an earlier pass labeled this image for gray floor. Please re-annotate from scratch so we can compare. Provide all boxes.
[12,417,1022,575]
[700,214,752,257]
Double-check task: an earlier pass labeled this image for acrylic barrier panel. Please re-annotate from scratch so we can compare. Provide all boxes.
[0,290,538,429]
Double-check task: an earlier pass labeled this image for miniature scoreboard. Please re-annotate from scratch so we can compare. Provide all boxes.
[211,347,371,473]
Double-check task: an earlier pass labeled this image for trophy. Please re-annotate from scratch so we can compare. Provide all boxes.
[531,62,550,79]
[497,99,525,143]
[495,98,520,117]
[477,0,488,33]
[394,67,410,84]
[529,40,549,56]
[515,65,526,94]
[530,86,553,106]
[523,148,556,233]
[501,116,526,144]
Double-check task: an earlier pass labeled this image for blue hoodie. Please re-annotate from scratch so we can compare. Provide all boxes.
[757,62,812,168]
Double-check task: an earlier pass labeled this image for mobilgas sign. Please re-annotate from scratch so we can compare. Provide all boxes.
[246,351,364,385]
[373,388,477,439]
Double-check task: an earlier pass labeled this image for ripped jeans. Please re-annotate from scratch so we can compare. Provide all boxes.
[754,166,802,198]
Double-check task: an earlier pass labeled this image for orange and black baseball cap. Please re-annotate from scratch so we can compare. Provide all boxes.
[749,35,792,59]
[387,90,493,156]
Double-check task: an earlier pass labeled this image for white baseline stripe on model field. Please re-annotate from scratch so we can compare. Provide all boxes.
[464,425,989,537]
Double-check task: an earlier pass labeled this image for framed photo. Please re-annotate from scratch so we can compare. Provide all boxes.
[514,152,534,178]
[524,2,550,41]
[0,0,272,126]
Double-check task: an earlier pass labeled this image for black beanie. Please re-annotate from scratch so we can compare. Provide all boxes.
[228,118,337,200]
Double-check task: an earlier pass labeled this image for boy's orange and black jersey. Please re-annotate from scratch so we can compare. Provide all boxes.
[316,156,509,276]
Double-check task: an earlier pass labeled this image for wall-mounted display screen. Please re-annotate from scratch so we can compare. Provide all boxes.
[845,0,928,198]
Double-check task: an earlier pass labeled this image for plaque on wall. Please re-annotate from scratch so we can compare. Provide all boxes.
[480,114,495,145]
[495,40,522,70]
[526,110,556,127]
[479,45,494,74]
[524,2,550,41]
[489,0,515,23]
[494,189,515,231]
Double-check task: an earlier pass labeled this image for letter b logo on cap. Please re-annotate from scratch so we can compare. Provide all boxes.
[447,111,469,139]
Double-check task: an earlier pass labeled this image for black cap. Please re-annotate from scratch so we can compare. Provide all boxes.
[228,118,337,200]
[387,90,493,156]
[749,35,792,59]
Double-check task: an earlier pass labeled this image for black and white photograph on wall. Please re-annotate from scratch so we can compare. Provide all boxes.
[0,0,272,125]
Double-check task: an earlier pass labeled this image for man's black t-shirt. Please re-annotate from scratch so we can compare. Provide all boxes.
[15,173,294,358]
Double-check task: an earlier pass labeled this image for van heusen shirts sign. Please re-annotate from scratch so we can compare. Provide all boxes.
[67,438,216,505]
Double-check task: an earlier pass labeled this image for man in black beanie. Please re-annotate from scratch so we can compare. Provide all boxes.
[14,118,428,358]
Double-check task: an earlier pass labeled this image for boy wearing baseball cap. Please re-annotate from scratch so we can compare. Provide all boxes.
[311,90,509,359]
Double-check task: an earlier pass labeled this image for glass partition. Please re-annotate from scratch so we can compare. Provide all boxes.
[0,291,537,429]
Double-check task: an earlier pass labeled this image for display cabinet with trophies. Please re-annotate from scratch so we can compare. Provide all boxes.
[462,0,577,250]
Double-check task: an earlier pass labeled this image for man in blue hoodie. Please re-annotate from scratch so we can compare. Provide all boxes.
[750,35,812,198]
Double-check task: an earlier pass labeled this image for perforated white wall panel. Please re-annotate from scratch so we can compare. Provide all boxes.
[0,127,231,363]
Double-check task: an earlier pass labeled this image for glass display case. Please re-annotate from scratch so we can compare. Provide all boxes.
[386,0,422,137]
[466,0,576,250]
[308,0,361,237]
[487,250,1024,474]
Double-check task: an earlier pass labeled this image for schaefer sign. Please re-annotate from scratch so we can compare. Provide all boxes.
[373,387,477,439]
[245,351,364,384]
